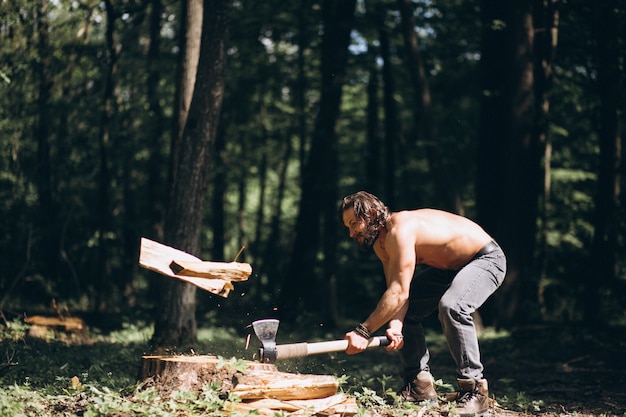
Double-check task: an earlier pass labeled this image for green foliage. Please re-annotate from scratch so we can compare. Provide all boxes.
[217,356,249,374]
[0,321,624,415]
[0,0,624,336]
[0,321,247,416]
[497,390,545,414]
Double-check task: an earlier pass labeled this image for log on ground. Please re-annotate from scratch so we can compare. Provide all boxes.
[140,355,340,401]
[24,315,86,332]
[227,393,358,416]
[232,369,339,400]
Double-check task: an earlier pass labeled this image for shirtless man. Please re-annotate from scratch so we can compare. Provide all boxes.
[340,191,506,417]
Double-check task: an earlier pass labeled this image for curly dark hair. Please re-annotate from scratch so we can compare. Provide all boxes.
[340,191,390,230]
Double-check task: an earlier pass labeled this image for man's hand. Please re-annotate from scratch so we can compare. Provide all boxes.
[344,330,370,355]
[385,319,404,350]
[384,328,404,350]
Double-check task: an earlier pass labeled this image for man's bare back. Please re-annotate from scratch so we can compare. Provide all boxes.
[376,209,494,271]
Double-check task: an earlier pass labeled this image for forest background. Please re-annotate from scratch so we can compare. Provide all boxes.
[0,0,624,351]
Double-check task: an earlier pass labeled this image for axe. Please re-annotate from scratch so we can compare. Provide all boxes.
[252,318,391,363]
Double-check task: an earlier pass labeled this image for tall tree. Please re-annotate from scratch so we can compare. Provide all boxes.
[34,0,60,284]
[364,41,382,196]
[279,0,357,322]
[477,0,537,325]
[145,0,166,241]
[376,7,399,207]
[533,0,559,318]
[95,0,119,311]
[211,130,227,262]
[151,0,229,347]
[585,0,623,324]
[397,0,462,213]
[170,0,203,187]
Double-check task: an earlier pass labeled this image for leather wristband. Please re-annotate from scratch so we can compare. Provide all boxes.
[353,323,371,340]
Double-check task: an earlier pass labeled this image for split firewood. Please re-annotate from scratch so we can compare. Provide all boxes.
[138,237,252,297]
[169,259,251,280]
[24,315,86,333]
[231,369,339,400]
[24,315,87,340]
[281,393,353,413]
[230,394,358,416]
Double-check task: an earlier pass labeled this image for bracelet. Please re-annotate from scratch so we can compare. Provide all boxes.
[353,323,371,340]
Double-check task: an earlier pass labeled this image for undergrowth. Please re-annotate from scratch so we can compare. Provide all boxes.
[0,318,624,416]
[0,318,249,416]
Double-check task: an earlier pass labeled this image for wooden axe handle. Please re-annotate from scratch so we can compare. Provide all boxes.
[275,336,390,361]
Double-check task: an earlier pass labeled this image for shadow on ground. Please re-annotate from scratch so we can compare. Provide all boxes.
[276,322,626,416]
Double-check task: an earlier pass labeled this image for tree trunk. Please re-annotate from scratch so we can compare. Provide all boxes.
[261,134,293,294]
[477,0,536,326]
[253,124,268,267]
[280,0,356,318]
[397,0,462,213]
[152,0,229,348]
[169,0,203,191]
[296,0,311,176]
[146,0,166,241]
[377,10,399,207]
[533,0,559,319]
[236,158,248,261]
[585,0,622,324]
[95,0,118,312]
[211,130,226,262]
[35,0,60,286]
[365,41,382,196]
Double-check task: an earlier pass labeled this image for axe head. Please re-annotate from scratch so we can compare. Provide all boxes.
[252,318,279,363]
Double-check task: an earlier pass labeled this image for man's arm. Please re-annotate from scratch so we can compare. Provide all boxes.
[345,226,416,354]
[361,278,410,333]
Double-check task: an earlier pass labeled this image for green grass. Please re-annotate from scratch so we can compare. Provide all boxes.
[0,317,436,416]
[0,319,246,416]
[0,318,624,416]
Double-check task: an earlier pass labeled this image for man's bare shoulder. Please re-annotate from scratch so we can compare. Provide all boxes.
[386,210,431,238]
[389,208,455,225]
[386,208,493,269]
[387,208,490,244]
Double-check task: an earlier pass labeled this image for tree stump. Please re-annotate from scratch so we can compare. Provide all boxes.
[139,355,354,415]
[140,355,338,399]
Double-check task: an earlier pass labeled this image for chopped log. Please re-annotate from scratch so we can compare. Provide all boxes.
[323,395,359,416]
[24,315,86,332]
[230,394,358,416]
[169,259,251,281]
[232,369,339,400]
[141,355,340,401]
[278,393,354,414]
[138,237,252,297]
[236,398,302,413]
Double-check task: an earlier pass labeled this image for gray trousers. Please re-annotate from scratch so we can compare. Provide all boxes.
[400,246,506,382]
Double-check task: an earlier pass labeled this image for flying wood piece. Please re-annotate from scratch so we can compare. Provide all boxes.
[138,237,252,297]
[169,259,251,281]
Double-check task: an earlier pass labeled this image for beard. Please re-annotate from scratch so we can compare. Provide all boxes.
[354,225,380,252]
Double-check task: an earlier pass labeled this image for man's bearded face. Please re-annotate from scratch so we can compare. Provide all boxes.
[354,219,380,252]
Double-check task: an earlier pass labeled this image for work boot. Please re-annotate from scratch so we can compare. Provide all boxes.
[400,370,438,405]
[449,378,489,417]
